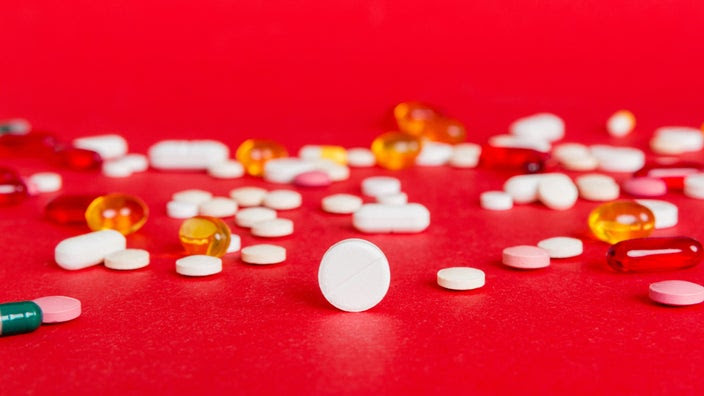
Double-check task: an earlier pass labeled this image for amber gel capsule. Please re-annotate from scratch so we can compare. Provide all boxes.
[607,237,703,272]
[85,193,149,235]
[0,301,42,336]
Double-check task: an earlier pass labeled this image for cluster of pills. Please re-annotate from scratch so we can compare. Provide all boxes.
[0,296,81,336]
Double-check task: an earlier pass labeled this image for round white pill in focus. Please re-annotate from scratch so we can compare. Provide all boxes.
[437,267,485,291]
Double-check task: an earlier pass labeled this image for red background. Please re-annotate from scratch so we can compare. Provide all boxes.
[2,1,704,394]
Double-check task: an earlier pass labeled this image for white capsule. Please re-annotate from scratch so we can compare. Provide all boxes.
[148,140,229,170]
[104,249,150,270]
[199,197,238,217]
[241,244,286,265]
[575,173,620,201]
[235,207,277,228]
[480,191,513,211]
[537,237,583,258]
[207,160,244,179]
[175,255,222,277]
[437,267,485,291]
[376,192,408,205]
[263,158,316,184]
[251,218,294,238]
[591,145,645,172]
[321,194,363,214]
[634,199,678,229]
[488,134,551,152]
[55,230,127,270]
[449,143,481,168]
[347,147,376,167]
[353,203,430,233]
[415,142,453,166]
[28,172,62,193]
[229,187,268,207]
[73,134,128,160]
[361,176,401,197]
[102,159,133,178]
[552,143,599,171]
[121,154,149,172]
[166,200,199,219]
[606,110,636,138]
[650,126,704,155]
[537,173,578,210]
[172,189,213,205]
[263,190,302,210]
[509,113,565,142]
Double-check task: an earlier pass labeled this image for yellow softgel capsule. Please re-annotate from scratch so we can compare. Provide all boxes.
[179,216,231,257]
[588,201,655,244]
[235,139,288,176]
[371,131,422,170]
[394,102,439,136]
[85,193,149,235]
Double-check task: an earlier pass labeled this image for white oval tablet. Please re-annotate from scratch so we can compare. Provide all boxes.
[104,249,150,270]
[503,174,543,204]
[121,153,149,172]
[437,267,485,291]
[318,238,390,312]
[148,140,229,170]
[251,218,294,238]
[537,173,578,210]
[102,159,133,178]
[415,142,453,166]
[361,176,401,197]
[241,244,286,265]
[449,143,481,168]
[28,172,62,193]
[263,190,302,210]
[175,255,222,277]
[347,147,376,167]
[480,191,513,211]
[321,194,363,214]
[166,200,199,219]
[509,113,565,142]
[172,189,213,205]
[263,158,317,184]
[235,207,277,228]
[591,145,645,172]
[54,230,127,270]
[634,199,678,229]
[227,234,242,253]
[229,187,268,207]
[575,173,620,201]
[536,237,583,258]
[199,197,238,217]
[73,134,128,160]
[376,192,408,205]
[207,160,244,179]
[353,203,430,233]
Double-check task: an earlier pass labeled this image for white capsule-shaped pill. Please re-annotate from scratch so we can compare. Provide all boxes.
[537,173,578,210]
[361,176,401,197]
[650,127,704,155]
[353,203,430,233]
[376,192,408,205]
[480,191,513,211]
[488,134,551,152]
[229,187,268,207]
[347,147,376,167]
[148,140,229,170]
[415,142,453,166]
[73,134,128,160]
[509,113,565,142]
[235,207,277,228]
[263,158,317,184]
[590,145,645,172]
[207,160,244,179]
[54,230,127,270]
[575,173,620,201]
[449,143,481,168]
[321,194,363,214]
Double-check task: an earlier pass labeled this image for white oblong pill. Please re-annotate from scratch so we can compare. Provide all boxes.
[55,230,127,270]
[575,173,620,201]
[28,172,62,193]
[591,145,645,172]
[73,134,128,160]
[480,191,513,211]
[148,140,229,170]
[635,199,678,229]
[376,192,408,205]
[102,159,133,178]
[415,142,453,166]
[449,143,481,168]
[251,218,294,237]
[536,237,583,258]
[263,158,317,184]
[509,113,565,142]
[650,127,704,155]
[207,160,244,179]
[437,267,485,291]
[361,176,401,197]
[684,173,704,199]
[104,249,150,270]
[199,197,238,217]
[353,203,430,233]
[318,238,390,312]
[503,174,543,204]
[166,200,199,219]
[263,190,302,210]
[235,207,277,228]
[175,255,222,277]
[488,134,551,152]
[172,189,213,205]
[347,147,375,167]
[241,244,286,265]
[121,154,149,172]
[229,187,268,207]
[538,173,578,210]
[321,194,363,214]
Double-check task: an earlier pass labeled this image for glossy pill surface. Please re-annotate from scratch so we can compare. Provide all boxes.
[394,102,439,135]
[235,139,288,176]
[45,194,98,224]
[371,131,422,170]
[0,167,28,206]
[0,301,42,336]
[56,146,103,170]
[179,216,231,257]
[54,230,127,270]
[85,193,149,235]
[588,201,655,244]
[607,237,703,272]
[479,145,547,173]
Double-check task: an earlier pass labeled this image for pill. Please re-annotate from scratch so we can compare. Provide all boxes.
[73,134,128,160]
[553,143,598,171]
[650,127,704,155]
[104,248,150,270]
[575,174,620,201]
[353,203,430,233]
[236,139,289,176]
[32,296,81,323]
[55,230,127,270]
[85,193,149,235]
[479,145,547,173]
[121,153,149,172]
[241,244,286,265]
[311,159,349,181]
[588,201,655,244]
[361,176,401,197]
[318,238,390,312]
[480,191,513,211]
[251,218,294,237]
[449,143,481,168]
[415,141,453,166]
[102,159,133,178]
[488,134,551,153]
[235,207,277,228]
[590,145,645,172]
[227,234,241,253]
[649,280,704,306]
[263,158,316,184]
[537,173,578,210]
[207,160,245,179]
[229,187,267,207]
[346,147,376,167]
[166,200,199,219]
[684,173,704,199]
[394,101,439,135]
[45,194,97,224]
[172,189,213,205]
[536,237,583,258]
[606,110,636,138]
[622,177,667,197]
[299,145,347,165]
[635,160,703,190]
[376,192,408,205]
[635,199,678,229]
[28,172,62,193]
[509,112,565,142]
[175,255,222,277]
[0,118,31,135]
[199,197,238,217]
[321,194,363,214]
[437,267,485,291]
[371,131,422,170]
[502,245,550,269]
[0,301,42,336]
[607,237,702,272]
[263,190,302,210]
[149,140,229,170]
[294,170,332,187]
[503,174,544,204]
[179,216,231,257]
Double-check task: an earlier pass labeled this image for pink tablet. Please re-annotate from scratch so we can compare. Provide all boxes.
[33,296,82,323]
[649,280,704,306]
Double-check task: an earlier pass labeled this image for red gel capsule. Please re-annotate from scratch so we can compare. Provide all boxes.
[0,167,28,206]
[479,145,548,173]
[634,160,704,190]
[45,194,98,225]
[0,132,59,156]
[55,146,102,171]
[607,237,703,273]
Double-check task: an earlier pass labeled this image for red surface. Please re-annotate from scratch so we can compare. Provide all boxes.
[2,1,704,394]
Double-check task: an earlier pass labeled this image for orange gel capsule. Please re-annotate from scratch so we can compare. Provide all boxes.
[45,194,99,224]
[419,117,467,144]
[394,102,439,135]
[85,193,149,235]
[235,139,288,176]
[371,131,422,170]
[179,216,231,257]
[607,237,703,272]
[588,201,655,244]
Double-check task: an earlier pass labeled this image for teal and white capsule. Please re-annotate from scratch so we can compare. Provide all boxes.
[0,301,43,336]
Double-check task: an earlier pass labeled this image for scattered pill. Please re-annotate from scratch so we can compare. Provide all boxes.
[227,234,241,253]
[166,200,199,219]
[121,153,149,172]
[236,139,288,177]
[606,110,636,138]
[361,176,401,197]
[54,230,127,270]
[149,140,229,170]
[480,191,513,211]
[371,131,422,170]
[318,238,390,312]
[537,237,583,258]
[449,143,481,168]
[321,194,363,214]
[622,177,667,197]
[649,280,704,306]
[312,159,349,181]
[28,172,62,193]
[509,113,565,142]
[73,134,128,160]
[650,127,704,155]
[179,216,231,257]
[347,147,376,167]
[235,207,277,228]
[0,301,42,336]
[353,203,430,233]
[588,201,655,244]
[85,193,149,235]
[32,296,81,323]
[263,158,316,184]
[104,249,150,270]
[263,190,302,210]
[251,218,294,238]
[199,197,238,218]
[415,141,453,166]
[538,173,578,210]
[684,173,704,199]
[437,267,485,291]
[607,237,702,272]
[553,143,598,171]
[502,245,550,269]
[241,244,286,265]
[299,145,347,165]
[229,187,267,207]
[376,192,408,205]
[575,174,620,201]
[207,160,245,179]
[175,255,222,277]
[591,145,645,172]
[294,170,332,187]
[503,174,544,204]
[172,189,213,205]
[635,199,678,229]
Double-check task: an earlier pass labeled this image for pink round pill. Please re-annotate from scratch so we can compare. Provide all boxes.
[294,170,332,187]
[622,177,667,197]
[502,245,550,269]
[649,280,704,306]
[33,295,82,323]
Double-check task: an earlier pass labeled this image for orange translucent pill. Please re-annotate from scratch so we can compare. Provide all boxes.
[235,139,288,176]
[588,201,655,244]
[85,193,149,235]
[394,102,439,135]
[0,167,27,206]
[46,194,98,224]
[179,216,231,257]
[371,131,422,170]
[419,117,467,144]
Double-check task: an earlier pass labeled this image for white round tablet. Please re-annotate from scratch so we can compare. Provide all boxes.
[175,255,222,277]
[166,200,199,219]
[480,191,513,211]
[449,143,481,168]
[241,244,286,265]
[437,267,485,291]
[102,160,133,178]
[229,187,268,207]
[263,190,302,210]
[28,172,62,193]
[318,238,390,312]
[199,197,238,217]
[575,174,620,201]
[207,160,245,179]
[251,218,294,237]
[536,237,583,258]
[104,249,150,270]
[173,189,213,205]
[376,192,408,205]
[235,207,277,228]
[347,147,376,167]
[121,153,149,172]
[321,194,363,214]
[361,176,401,197]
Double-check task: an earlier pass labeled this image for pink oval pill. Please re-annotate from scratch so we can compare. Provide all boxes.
[649,280,704,306]
[622,177,667,197]
[502,245,550,269]
[33,296,82,323]
[294,170,332,187]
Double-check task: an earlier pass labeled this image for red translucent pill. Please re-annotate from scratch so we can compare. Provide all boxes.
[607,237,703,273]
[55,146,103,170]
[479,145,548,173]
[634,160,704,190]
[0,132,58,156]
[0,167,28,206]
[45,194,98,225]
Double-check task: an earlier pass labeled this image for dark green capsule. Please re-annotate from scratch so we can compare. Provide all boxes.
[0,301,43,336]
